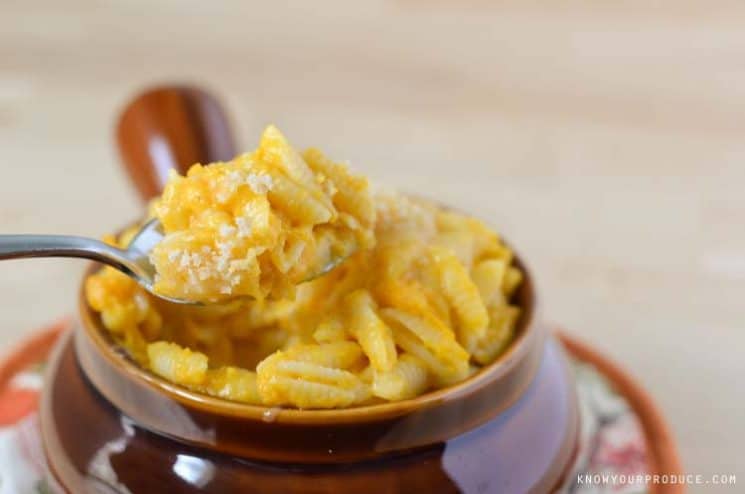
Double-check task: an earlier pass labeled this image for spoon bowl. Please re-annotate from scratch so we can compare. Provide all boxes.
[0,217,354,306]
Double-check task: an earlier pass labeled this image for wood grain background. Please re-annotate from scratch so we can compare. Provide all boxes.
[1,1,743,490]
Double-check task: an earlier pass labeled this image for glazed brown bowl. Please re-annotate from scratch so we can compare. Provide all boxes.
[41,253,579,493]
[39,86,580,493]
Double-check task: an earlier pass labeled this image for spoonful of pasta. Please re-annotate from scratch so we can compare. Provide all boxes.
[0,124,374,305]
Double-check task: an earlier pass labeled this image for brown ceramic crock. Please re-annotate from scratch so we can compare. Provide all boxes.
[39,86,580,493]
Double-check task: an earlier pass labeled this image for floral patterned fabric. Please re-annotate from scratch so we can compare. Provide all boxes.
[0,330,650,494]
[0,365,56,493]
[561,363,649,493]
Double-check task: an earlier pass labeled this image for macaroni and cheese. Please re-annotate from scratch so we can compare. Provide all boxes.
[85,127,523,409]
[150,125,375,303]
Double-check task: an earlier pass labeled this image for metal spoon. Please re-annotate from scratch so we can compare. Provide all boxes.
[0,218,350,305]
[0,219,191,303]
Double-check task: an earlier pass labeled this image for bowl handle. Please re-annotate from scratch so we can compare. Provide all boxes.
[115,85,238,202]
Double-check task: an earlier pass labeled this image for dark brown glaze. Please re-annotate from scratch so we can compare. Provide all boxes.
[41,253,580,493]
[43,327,578,494]
[115,86,238,202]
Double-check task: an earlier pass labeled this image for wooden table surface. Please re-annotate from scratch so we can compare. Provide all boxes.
[1,1,743,490]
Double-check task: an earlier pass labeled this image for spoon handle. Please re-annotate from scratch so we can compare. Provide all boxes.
[116,85,239,202]
[0,235,134,274]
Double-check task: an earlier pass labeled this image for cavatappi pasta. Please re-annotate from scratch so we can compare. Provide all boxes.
[149,125,375,303]
[85,129,523,409]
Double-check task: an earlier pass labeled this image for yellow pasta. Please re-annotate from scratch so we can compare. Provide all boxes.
[204,367,261,404]
[471,259,508,306]
[303,148,376,241]
[147,341,208,386]
[344,290,397,372]
[434,230,475,268]
[266,172,334,225]
[312,315,349,343]
[503,266,524,297]
[372,353,429,401]
[380,308,466,363]
[473,305,521,365]
[256,125,331,208]
[256,344,369,408]
[429,246,489,352]
[149,125,374,303]
[259,376,368,409]
[282,341,364,369]
[85,127,524,409]
[391,324,469,385]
